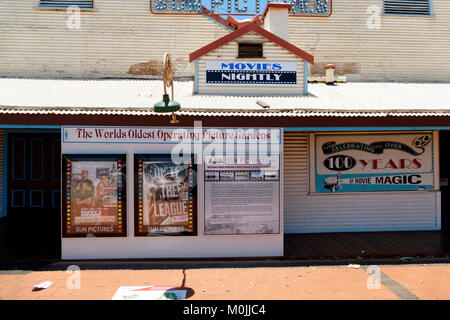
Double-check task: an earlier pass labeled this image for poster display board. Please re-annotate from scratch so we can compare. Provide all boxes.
[134,154,197,236]
[204,154,280,235]
[62,154,126,237]
[313,132,434,193]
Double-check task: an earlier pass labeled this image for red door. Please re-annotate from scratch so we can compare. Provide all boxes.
[6,132,61,258]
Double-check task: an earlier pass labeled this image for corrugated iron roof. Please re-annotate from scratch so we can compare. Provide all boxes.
[0,78,449,117]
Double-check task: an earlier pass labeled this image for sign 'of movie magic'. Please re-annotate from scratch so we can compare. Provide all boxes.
[314,133,435,193]
[206,61,297,86]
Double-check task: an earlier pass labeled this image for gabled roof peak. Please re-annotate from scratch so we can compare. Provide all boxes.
[189,22,314,64]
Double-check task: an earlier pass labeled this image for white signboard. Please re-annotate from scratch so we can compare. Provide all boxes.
[112,286,187,300]
[314,133,434,193]
[62,127,281,144]
[206,61,297,86]
[204,154,280,235]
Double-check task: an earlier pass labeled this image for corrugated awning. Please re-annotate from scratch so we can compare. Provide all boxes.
[0,78,450,117]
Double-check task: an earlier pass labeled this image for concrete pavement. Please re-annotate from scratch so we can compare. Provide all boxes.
[0,261,449,300]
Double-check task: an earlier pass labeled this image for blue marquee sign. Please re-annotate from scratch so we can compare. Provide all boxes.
[205,61,297,86]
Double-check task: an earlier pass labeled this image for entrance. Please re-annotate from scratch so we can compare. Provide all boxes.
[5,131,61,258]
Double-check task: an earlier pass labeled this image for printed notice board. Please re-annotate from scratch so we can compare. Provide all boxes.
[204,154,280,235]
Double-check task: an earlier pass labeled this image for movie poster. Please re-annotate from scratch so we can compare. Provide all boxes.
[135,154,196,236]
[62,154,126,237]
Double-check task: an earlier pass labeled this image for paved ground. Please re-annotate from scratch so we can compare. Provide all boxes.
[0,261,449,300]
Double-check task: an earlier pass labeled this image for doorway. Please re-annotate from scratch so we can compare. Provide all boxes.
[5,131,61,258]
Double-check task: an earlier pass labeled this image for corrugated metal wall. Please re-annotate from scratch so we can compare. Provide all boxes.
[198,32,304,95]
[0,0,230,79]
[292,0,450,81]
[283,131,441,233]
[0,1,449,81]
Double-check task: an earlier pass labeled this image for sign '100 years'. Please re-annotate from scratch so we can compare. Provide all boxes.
[151,0,331,16]
[314,133,435,193]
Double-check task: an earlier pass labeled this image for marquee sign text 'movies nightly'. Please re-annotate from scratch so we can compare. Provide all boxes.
[205,61,297,86]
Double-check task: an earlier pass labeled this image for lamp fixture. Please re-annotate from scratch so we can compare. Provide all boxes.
[154,53,181,124]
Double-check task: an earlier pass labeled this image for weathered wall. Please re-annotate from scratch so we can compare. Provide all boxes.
[0,0,449,81]
[292,1,450,81]
[0,0,230,79]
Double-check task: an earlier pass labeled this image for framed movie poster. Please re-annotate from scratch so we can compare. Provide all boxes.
[134,154,197,236]
[62,154,127,237]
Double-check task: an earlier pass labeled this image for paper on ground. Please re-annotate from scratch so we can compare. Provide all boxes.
[112,286,187,300]
[33,281,53,289]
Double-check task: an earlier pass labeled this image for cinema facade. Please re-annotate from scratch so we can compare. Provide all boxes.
[1,86,448,260]
[0,3,449,260]
[1,83,449,260]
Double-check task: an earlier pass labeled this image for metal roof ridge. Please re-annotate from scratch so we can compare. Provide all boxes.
[2,105,450,114]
